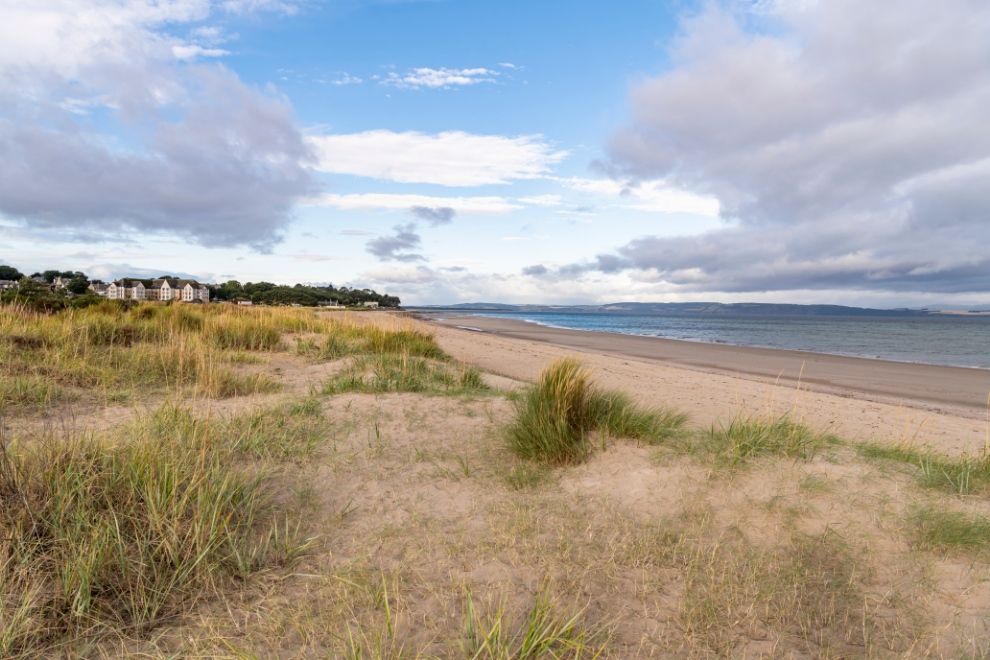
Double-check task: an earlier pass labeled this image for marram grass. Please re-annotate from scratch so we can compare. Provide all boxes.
[323,354,486,395]
[0,405,313,656]
[703,415,838,466]
[911,505,990,554]
[461,589,609,659]
[0,302,447,411]
[507,358,686,464]
[857,442,990,496]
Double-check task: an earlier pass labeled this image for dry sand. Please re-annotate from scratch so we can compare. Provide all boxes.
[421,314,990,457]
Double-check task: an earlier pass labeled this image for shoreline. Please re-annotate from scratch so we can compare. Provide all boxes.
[425,314,990,414]
[466,314,990,371]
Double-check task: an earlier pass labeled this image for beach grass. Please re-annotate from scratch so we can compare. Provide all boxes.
[679,531,872,656]
[910,506,990,553]
[702,415,837,466]
[0,302,448,412]
[461,590,608,659]
[0,406,312,657]
[296,324,447,361]
[507,358,686,464]
[857,442,990,496]
[322,354,487,396]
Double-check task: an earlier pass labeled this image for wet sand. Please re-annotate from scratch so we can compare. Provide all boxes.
[430,314,990,414]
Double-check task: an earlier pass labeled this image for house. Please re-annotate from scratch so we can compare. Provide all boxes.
[148,278,210,303]
[0,279,17,292]
[361,301,379,309]
[89,281,108,296]
[107,279,147,300]
[105,277,210,303]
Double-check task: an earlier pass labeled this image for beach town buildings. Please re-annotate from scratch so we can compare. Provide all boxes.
[101,277,210,303]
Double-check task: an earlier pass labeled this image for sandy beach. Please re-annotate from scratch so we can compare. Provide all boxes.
[423,314,990,456]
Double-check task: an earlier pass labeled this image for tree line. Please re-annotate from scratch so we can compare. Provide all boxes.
[0,265,401,310]
[208,280,400,307]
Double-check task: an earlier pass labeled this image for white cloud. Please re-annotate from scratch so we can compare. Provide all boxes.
[559,177,720,216]
[329,73,362,86]
[309,193,520,214]
[172,44,230,60]
[516,194,563,207]
[309,130,567,186]
[381,66,497,89]
[0,0,313,249]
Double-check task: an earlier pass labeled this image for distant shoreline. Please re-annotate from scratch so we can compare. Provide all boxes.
[423,314,990,413]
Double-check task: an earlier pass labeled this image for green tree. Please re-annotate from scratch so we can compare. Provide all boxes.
[66,275,91,295]
[0,264,23,280]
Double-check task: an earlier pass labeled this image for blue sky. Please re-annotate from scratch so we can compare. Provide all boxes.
[2,0,988,307]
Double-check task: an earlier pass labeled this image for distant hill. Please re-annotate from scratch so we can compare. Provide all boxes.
[410,302,936,317]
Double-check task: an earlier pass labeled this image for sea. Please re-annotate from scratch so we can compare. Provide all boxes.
[450,311,990,369]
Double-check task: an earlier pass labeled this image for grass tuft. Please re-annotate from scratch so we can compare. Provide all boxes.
[911,506,990,554]
[323,355,487,396]
[857,442,990,496]
[462,590,608,659]
[0,407,309,656]
[703,415,836,466]
[507,358,685,465]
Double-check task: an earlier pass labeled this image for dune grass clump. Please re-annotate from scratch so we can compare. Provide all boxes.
[911,506,990,554]
[461,590,609,659]
[323,354,486,395]
[205,315,282,351]
[0,375,69,412]
[857,443,990,496]
[507,358,686,465]
[228,397,328,460]
[702,415,837,466]
[297,323,447,361]
[0,409,308,656]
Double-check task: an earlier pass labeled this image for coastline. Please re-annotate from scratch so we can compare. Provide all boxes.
[426,314,990,412]
[406,312,990,456]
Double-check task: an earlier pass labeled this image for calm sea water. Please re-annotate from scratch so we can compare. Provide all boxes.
[461,311,990,369]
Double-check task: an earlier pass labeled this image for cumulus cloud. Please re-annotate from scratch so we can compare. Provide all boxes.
[308,130,566,186]
[597,0,990,295]
[366,223,425,262]
[410,206,456,225]
[381,66,497,89]
[0,0,313,250]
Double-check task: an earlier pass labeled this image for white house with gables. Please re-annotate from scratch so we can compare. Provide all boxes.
[103,277,209,303]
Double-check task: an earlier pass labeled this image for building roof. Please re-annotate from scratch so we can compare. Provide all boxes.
[109,277,208,289]
[151,277,207,289]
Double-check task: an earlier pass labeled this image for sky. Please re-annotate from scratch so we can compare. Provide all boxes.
[1,0,988,307]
